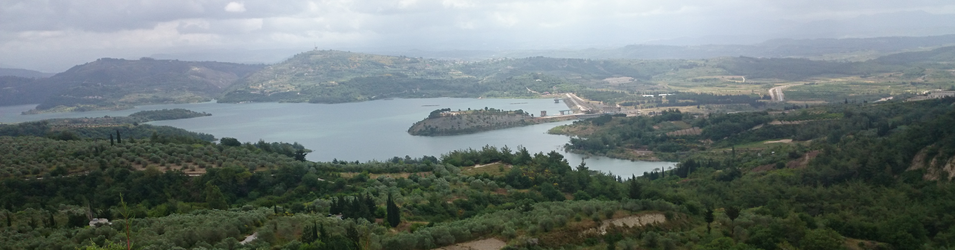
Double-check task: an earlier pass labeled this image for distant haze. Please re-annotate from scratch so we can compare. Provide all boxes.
[3,1,955,72]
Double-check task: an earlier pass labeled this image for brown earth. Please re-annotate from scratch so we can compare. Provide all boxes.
[751,150,820,173]
[908,147,955,181]
[434,238,508,250]
[666,127,702,136]
[580,213,666,235]
[340,172,433,179]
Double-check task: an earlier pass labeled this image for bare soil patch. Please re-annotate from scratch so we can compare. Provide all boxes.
[603,77,634,85]
[666,127,702,136]
[462,163,511,177]
[769,120,811,125]
[340,172,432,179]
[763,139,792,144]
[581,213,666,235]
[750,150,820,172]
[435,238,507,250]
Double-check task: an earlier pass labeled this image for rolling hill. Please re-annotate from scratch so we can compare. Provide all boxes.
[20,58,263,113]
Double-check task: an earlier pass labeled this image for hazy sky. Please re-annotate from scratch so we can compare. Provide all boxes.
[3,0,955,72]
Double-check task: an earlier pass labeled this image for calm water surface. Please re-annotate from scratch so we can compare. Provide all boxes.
[0,98,674,178]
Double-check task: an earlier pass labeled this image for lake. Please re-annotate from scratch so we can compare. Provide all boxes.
[0,98,675,178]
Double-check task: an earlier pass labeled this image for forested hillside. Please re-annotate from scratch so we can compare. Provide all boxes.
[219,50,685,104]
[0,76,45,106]
[10,58,263,113]
[1,97,954,249]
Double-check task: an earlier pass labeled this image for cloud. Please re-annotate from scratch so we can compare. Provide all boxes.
[225,2,246,13]
[2,0,955,72]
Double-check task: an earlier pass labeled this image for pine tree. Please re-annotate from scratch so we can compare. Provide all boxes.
[205,183,228,210]
[628,175,641,199]
[725,207,740,222]
[294,149,307,161]
[387,193,400,228]
[363,193,377,218]
[725,206,741,239]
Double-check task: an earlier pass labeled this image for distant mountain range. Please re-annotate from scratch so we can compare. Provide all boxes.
[3,35,955,113]
[390,34,955,61]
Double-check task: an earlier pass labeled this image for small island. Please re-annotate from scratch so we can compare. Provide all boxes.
[408,107,593,136]
[42,108,211,129]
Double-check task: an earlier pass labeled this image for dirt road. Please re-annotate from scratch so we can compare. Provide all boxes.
[768,84,798,102]
[565,93,589,113]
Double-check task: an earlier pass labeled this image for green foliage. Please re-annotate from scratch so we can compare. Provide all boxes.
[127,108,211,121]
[387,193,400,228]
[205,183,229,210]
[3,89,955,249]
[408,108,535,136]
[26,58,263,111]
[801,228,847,250]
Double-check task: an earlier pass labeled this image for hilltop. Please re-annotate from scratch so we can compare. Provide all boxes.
[0,67,53,78]
[219,50,681,104]
[11,58,263,113]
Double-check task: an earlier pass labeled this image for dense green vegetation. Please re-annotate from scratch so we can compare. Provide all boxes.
[0,109,214,144]
[554,96,955,162]
[219,50,687,104]
[408,108,540,136]
[2,41,955,249]
[127,109,212,121]
[2,96,955,249]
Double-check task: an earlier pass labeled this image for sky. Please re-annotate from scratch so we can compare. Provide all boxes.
[3,0,955,72]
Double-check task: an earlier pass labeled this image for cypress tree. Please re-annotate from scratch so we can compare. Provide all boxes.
[363,193,377,218]
[704,208,714,234]
[312,222,319,243]
[6,212,11,227]
[319,223,328,242]
[301,223,316,243]
[334,197,342,215]
[109,134,114,146]
[330,198,339,214]
[346,224,360,247]
[116,130,122,144]
[48,212,55,228]
[628,175,641,199]
[387,193,400,228]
